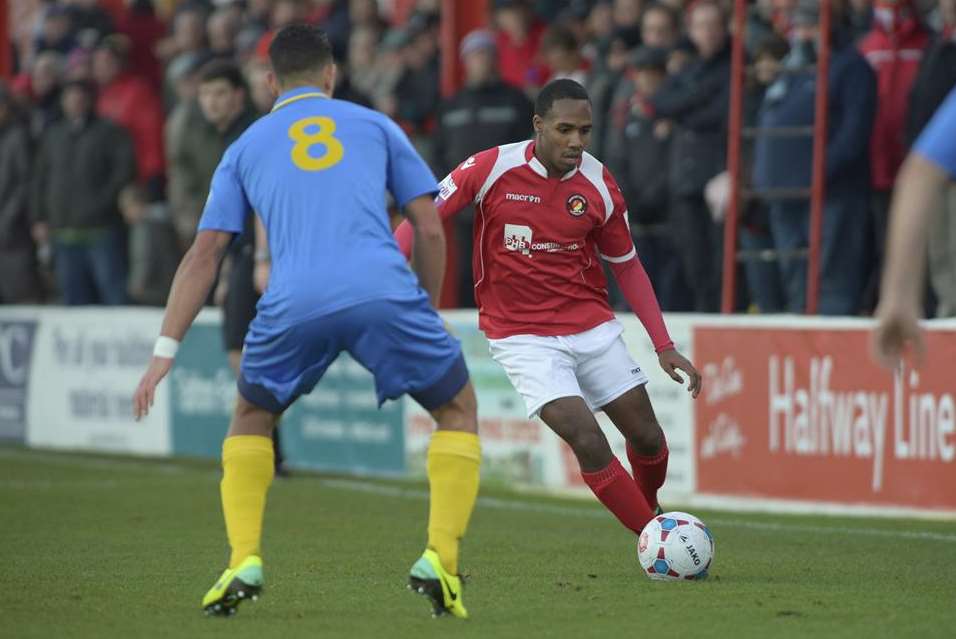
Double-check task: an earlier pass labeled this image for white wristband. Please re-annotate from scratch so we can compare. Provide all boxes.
[153,336,179,359]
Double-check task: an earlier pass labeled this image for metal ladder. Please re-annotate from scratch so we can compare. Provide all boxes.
[721,0,834,313]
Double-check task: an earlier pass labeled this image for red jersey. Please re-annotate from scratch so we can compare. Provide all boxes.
[434,140,636,339]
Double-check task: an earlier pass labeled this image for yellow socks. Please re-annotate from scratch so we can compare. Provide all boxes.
[221,435,275,569]
[426,430,481,575]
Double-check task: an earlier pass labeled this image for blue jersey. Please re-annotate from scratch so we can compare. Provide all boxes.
[914,85,956,179]
[198,87,438,326]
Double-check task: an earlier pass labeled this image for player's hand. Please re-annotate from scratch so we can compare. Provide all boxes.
[133,356,173,421]
[658,349,702,399]
[872,301,926,370]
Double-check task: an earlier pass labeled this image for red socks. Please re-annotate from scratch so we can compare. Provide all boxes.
[581,457,654,534]
[626,437,669,512]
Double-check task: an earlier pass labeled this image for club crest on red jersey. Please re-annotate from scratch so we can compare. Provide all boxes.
[566,194,588,217]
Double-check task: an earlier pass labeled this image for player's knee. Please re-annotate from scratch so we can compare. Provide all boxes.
[629,422,664,456]
[229,395,279,437]
[569,428,611,466]
[432,381,478,433]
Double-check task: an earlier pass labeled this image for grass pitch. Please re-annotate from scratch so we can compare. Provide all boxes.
[2,446,954,638]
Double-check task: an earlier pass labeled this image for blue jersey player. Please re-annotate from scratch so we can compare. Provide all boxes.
[133,25,480,620]
[874,85,956,368]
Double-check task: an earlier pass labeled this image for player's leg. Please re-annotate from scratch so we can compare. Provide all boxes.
[204,317,339,616]
[573,325,667,514]
[601,386,668,514]
[539,397,654,534]
[419,379,479,578]
[409,379,479,619]
[223,261,284,476]
[490,330,654,534]
[203,394,279,616]
[346,298,478,618]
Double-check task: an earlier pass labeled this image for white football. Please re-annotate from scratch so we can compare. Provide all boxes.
[638,511,714,581]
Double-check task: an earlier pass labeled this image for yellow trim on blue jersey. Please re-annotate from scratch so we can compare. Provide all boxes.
[271,91,328,113]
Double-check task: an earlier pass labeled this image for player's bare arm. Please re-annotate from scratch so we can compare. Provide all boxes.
[133,230,233,419]
[403,194,447,306]
[872,153,947,369]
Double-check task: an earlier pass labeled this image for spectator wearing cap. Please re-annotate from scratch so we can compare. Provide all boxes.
[753,0,876,315]
[646,0,732,312]
[494,0,549,88]
[93,36,166,199]
[433,28,534,307]
[31,80,135,305]
[906,0,956,316]
[0,84,43,304]
[859,0,930,312]
[392,12,441,140]
[613,46,692,312]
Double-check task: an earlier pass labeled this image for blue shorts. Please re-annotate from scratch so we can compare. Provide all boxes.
[237,295,467,413]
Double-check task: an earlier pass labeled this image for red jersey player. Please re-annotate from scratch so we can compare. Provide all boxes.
[396,79,702,536]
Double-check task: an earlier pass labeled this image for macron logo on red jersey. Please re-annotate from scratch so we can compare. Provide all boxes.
[505,193,542,204]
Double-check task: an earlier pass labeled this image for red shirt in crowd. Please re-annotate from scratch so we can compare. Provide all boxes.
[858,1,930,190]
[496,21,549,89]
[97,72,165,183]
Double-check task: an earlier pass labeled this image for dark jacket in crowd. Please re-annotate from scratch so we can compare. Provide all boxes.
[167,103,259,243]
[753,32,877,195]
[905,33,956,148]
[31,115,135,230]
[0,120,33,250]
[394,57,440,133]
[433,80,534,174]
[650,43,732,197]
[619,111,670,226]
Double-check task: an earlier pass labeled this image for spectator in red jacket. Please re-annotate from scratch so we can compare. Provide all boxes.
[858,0,929,310]
[494,0,549,88]
[92,35,165,200]
[117,0,166,91]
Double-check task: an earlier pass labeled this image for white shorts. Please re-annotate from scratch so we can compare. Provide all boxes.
[488,319,649,418]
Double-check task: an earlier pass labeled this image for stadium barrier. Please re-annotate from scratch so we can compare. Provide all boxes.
[2,306,953,517]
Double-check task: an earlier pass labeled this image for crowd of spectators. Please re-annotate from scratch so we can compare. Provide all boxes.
[1,0,954,318]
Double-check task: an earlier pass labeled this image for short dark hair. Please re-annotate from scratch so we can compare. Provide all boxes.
[753,35,789,62]
[541,25,578,54]
[534,79,590,117]
[268,24,334,81]
[199,58,247,91]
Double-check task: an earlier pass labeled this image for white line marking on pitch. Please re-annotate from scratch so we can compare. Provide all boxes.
[320,478,956,544]
[5,449,956,544]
